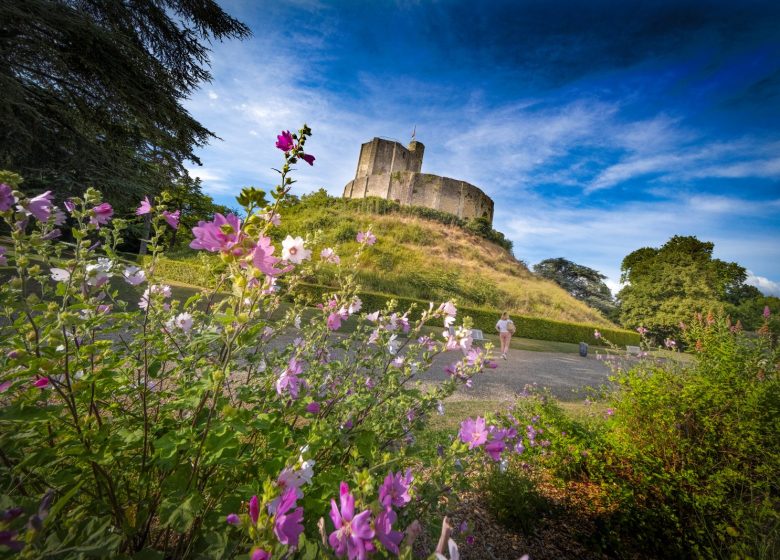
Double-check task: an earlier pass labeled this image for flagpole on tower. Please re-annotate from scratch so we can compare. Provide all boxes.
[411,125,416,142]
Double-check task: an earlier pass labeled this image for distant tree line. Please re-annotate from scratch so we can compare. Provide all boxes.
[534,236,779,338]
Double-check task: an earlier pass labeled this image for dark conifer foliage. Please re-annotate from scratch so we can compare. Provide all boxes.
[0,0,250,209]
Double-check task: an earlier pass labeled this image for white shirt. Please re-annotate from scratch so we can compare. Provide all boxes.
[496,319,513,333]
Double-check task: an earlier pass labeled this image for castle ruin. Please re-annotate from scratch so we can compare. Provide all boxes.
[342,137,494,224]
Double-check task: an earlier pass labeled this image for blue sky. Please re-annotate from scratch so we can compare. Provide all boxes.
[184,0,780,295]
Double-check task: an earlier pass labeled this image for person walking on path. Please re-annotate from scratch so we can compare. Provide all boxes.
[495,311,515,360]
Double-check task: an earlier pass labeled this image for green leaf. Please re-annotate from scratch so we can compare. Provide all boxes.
[159,493,203,533]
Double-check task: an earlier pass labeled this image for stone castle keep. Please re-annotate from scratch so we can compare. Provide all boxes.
[342,137,494,224]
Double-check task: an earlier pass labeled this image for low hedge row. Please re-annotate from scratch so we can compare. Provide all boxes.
[293,283,639,347]
[138,255,222,288]
[143,262,638,346]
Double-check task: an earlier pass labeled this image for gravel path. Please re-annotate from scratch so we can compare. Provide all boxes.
[422,348,614,401]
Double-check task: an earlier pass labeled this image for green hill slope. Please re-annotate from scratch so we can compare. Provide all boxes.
[265,192,616,327]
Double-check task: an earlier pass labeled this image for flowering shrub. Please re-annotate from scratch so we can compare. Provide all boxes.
[481,313,780,558]
[0,127,495,558]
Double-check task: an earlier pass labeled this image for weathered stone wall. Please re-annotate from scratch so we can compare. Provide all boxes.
[343,171,494,223]
[344,136,494,224]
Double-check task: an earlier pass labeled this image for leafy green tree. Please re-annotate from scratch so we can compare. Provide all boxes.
[0,0,249,211]
[618,236,758,338]
[533,257,617,318]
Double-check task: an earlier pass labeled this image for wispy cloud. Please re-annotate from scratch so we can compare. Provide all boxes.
[183,2,780,298]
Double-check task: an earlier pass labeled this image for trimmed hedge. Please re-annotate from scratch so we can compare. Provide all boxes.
[139,255,222,288]
[143,262,639,346]
[293,283,639,347]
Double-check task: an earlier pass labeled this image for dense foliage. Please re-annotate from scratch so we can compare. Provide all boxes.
[0,0,249,210]
[474,314,780,558]
[0,129,495,558]
[533,257,617,319]
[618,235,766,340]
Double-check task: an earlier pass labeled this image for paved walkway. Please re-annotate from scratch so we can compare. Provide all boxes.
[422,348,614,401]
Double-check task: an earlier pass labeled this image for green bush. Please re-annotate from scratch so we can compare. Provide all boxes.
[592,316,780,558]
[292,283,639,346]
[480,467,556,533]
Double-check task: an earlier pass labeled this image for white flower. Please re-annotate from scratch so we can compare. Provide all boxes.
[388,334,399,355]
[348,297,362,315]
[122,265,146,286]
[365,311,379,323]
[174,312,193,333]
[294,315,301,329]
[50,268,71,282]
[281,235,311,264]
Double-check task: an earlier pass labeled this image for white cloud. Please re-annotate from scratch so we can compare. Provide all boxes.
[207,91,218,100]
[746,272,780,296]
[181,28,780,291]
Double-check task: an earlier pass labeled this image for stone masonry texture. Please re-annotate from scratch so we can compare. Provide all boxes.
[342,137,494,224]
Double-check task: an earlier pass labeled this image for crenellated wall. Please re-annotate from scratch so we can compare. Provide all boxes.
[343,137,494,224]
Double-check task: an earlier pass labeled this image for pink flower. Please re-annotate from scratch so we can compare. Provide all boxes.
[276,358,304,399]
[262,211,281,226]
[162,210,180,229]
[459,417,487,449]
[307,401,321,414]
[439,300,457,317]
[24,191,54,221]
[64,200,76,213]
[329,482,374,560]
[276,130,296,152]
[136,196,152,215]
[300,153,315,166]
[0,380,12,393]
[249,495,259,526]
[320,247,340,264]
[356,230,376,245]
[375,508,403,554]
[252,235,290,276]
[190,213,245,253]
[0,183,15,211]
[0,246,6,266]
[90,202,113,226]
[226,513,240,526]
[636,326,648,335]
[251,549,271,560]
[33,376,50,388]
[764,306,771,320]
[273,488,304,548]
[379,469,413,509]
[594,329,601,339]
[327,312,343,331]
[485,439,506,461]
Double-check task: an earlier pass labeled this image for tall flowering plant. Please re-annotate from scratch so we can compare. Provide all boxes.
[0,127,492,558]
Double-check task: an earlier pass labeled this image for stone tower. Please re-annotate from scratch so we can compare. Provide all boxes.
[343,137,494,224]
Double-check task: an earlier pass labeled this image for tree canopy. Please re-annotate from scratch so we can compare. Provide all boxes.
[0,0,250,210]
[617,235,762,337]
[533,257,617,319]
